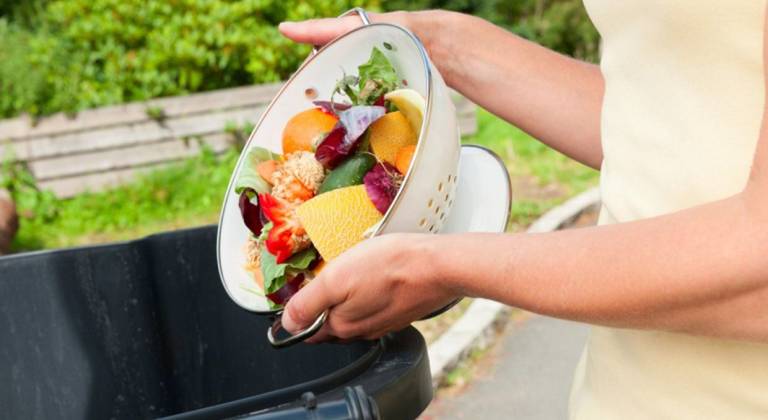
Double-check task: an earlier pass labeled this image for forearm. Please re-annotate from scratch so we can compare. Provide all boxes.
[434,193,768,342]
[410,11,605,168]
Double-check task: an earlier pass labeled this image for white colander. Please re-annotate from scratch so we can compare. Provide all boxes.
[217,9,511,347]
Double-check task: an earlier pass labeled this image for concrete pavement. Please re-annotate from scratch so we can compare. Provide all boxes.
[421,315,590,420]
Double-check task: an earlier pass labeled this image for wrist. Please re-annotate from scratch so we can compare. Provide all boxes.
[417,233,467,297]
[403,10,465,86]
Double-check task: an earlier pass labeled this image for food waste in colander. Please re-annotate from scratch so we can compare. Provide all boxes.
[234,47,427,310]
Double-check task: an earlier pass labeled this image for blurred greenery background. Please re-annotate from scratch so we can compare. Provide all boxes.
[1,0,599,251]
[0,0,598,119]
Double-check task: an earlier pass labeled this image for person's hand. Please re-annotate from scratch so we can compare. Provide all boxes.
[281,233,460,342]
[279,10,461,83]
[279,11,413,49]
[279,12,405,48]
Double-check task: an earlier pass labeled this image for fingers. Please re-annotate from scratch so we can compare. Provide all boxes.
[278,16,365,47]
[282,275,342,333]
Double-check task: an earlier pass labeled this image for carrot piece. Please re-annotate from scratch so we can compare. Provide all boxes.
[395,144,416,175]
[256,160,279,184]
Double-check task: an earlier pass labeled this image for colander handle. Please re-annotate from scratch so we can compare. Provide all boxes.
[268,310,328,348]
[310,7,372,54]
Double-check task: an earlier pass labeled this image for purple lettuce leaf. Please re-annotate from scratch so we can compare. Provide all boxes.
[238,189,265,236]
[313,100,352,115]
[363,162,399,214]
[314,123,348,168]
[339,105,386,143]
[315,105,386,169]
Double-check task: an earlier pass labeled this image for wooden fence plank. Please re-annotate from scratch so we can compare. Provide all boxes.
[4,106,262,162]
[38,162,172,199]
[30,134,232,180]
[0,83,281,141]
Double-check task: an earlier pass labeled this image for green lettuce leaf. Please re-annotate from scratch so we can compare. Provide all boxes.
[357,47,399,104]
[234,146,278,194]
[260,246,317,295]
[284,247,317,271]
[256,221,273,245]
[332,47,400,106]
[334,73,360,105]
[260,247,287,294]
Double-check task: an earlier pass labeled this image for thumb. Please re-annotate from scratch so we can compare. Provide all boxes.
[282,274,341,334]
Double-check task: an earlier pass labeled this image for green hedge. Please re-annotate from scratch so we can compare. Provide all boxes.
[0,0,378,118]
[0,0,597,120]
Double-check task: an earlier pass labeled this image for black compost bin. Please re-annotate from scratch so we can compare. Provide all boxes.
[0,226,432,419]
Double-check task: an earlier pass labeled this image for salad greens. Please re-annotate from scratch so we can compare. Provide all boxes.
[357,47,400,103]
[333,47,399,106]
[261,245,317,295]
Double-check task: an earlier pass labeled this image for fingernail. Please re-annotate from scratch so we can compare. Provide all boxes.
[278,21,296,30]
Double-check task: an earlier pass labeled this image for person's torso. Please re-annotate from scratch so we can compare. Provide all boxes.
[572,1,768,418]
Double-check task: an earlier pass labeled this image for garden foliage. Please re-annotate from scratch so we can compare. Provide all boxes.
[0,0,378,118]
[0,0,597,119]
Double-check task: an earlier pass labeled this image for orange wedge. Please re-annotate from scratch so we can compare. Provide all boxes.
[369,111,417,165]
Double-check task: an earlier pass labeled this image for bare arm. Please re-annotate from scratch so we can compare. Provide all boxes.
[435,9,768,342]
[283,10,768,343]
[280,10,604,168]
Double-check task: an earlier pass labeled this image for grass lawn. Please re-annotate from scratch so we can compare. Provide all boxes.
[464,109,599,230]
[10,109,598,252]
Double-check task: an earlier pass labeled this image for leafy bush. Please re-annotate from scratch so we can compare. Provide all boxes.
[0,0,598,120]
[0,0,48,25]
[0,0,378,118]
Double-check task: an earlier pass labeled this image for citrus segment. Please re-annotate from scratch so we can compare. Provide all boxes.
[282,108,338,154]
[394,144,416,175]
[369,111,416,165]
[384,88,425,135]
[296,185,382,261]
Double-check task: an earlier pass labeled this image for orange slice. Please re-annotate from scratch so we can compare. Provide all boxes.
[369,111,416,165]
[282,108,338,154]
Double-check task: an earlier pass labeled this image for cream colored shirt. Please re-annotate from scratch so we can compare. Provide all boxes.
[571,1,768,418]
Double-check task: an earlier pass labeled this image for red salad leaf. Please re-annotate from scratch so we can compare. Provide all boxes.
[313,100,352,115]
[363,162,399,214]
[315,105,386,169]
[238,189,264,236]
[314,124,347,169]
[267,274,305,305]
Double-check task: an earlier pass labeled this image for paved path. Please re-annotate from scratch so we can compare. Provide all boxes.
[421,315,590,420]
